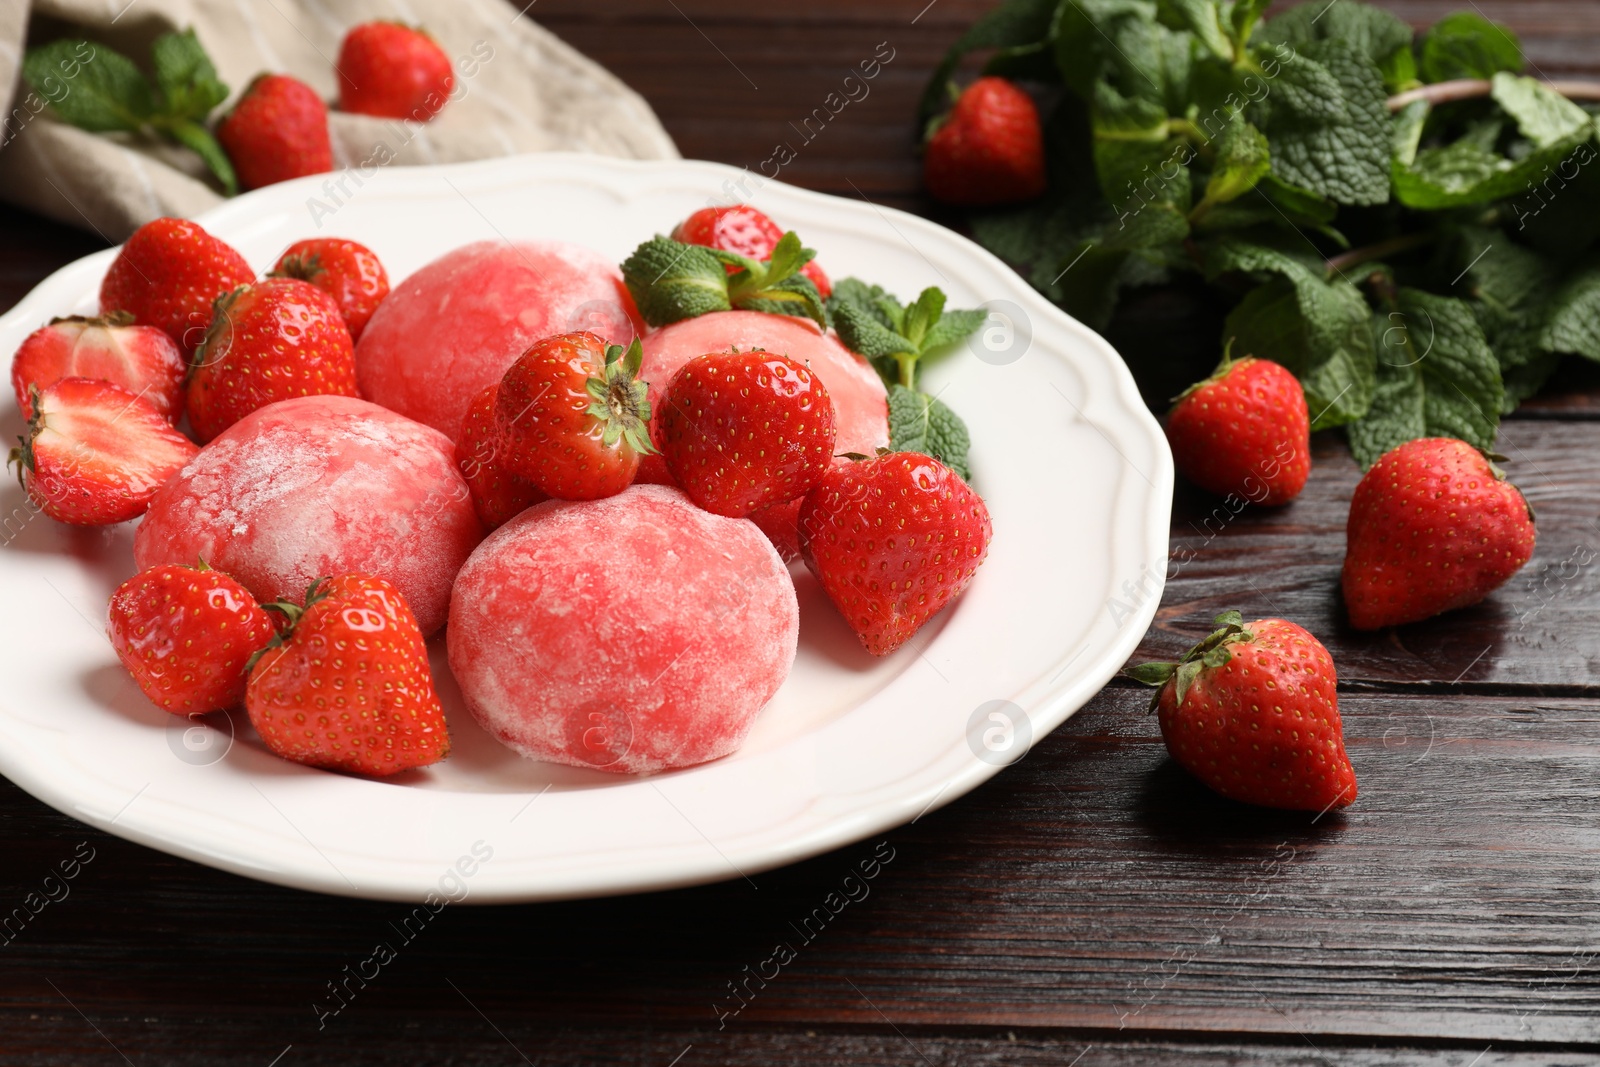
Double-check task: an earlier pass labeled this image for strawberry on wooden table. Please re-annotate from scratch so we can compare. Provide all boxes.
[270,238,391,341]
[337,22,455,121]
[187,277,358,443]
[455,383,546,529]
[1166,345,1311,506]
[217,74,333,191]
[799,452,992,656]
[658,349,837,517]
[924,76,1047,206]
[494,332,655,501]
[98,217,253,354]
[11,312,187,421]
[8,378,198,526]
[672,206,833,299]
[246,574,449,776]
[108,563,278,715]
[1343,437,1536,630]
[1127,611,1358,813]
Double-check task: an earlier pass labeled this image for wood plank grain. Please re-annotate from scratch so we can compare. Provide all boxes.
[1,688,1596,1050]
[1138,421,1600,690]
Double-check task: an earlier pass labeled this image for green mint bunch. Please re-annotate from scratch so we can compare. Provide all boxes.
[620,231,827,328]
[925,0,1600,466]
[22,30,237,194]
[828,279,988,478]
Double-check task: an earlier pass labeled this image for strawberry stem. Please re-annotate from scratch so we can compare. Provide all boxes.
[1123,609,1253,712]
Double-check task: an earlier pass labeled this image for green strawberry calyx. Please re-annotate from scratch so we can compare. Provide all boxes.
[585,337,656,456]
[245,578,334,674]
[1169,338,1250,408]
[1123,609,1254,713]
[268,252,326,283]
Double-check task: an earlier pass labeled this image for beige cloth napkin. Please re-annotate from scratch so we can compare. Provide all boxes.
[0,0,678,240]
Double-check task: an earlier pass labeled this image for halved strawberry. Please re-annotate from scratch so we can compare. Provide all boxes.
[8,377,198,526]
[11,312,188,422]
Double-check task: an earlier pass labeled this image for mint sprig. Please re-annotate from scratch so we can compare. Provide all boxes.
[22,30,236,195]
[828,278,986,478]
[620,232,827,328]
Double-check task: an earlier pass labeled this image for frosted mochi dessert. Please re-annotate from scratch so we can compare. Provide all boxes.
[134,395,482,635]
[448,484,799,774]
[640,310,889,456]
[354,240,644,440]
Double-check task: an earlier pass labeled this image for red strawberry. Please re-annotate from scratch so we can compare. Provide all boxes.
[1166,348,1310,506]
[1127,612,1358,812]
[799,453,992,655]
[187,278,358,443]
[672,206,833,298]
[246,574,449,776]
[924,76,1047,206]
[108,562,278,715]
[270,238,391,341]
[495,332,654,501]
[217,74,333,192]
[658,349,837,517]
[11,312,186,422]
[98,217,253,354]
[337,22,455,121]
[8,378,197,526]
[1343,438,1535,629]
[456,384,546,529]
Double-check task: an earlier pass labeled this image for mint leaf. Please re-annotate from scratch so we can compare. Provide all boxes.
[1418,12,1521,83]
[1347,290,1503,469]
[165,118,237,195]
[621,237,734,326]
[1055,0,1161,100]
[1539,259,1600,361]
[622,234,824,328]
[888,385,971,479]
[1491,72,1592,149]
[924,308,989,351]
[1209,236,1375,428]
[1254,40,1392,206]
[830,279,987,387]
[1157,0,1230,60]
[23,39,153,133]
[1194,117,1271,218]
[1259,1,1414,81]
[151,29,227,120]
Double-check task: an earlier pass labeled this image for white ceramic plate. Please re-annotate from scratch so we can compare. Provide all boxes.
[0,153,1171,902]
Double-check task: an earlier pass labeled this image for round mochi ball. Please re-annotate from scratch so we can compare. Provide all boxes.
[134,395,483,635]
[354,239,643,440]
[447,484,799,774]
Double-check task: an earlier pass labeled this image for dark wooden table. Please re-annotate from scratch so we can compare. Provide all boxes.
[4,2,1599,1063]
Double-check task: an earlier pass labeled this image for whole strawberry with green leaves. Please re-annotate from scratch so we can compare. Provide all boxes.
[1166,345,1310,506]
[187,277,358,443]
[1343,437,1535,629]
[495,333,655,500]
[1128,611,1358,812]
[923,76,1046,206]
[246,574,449,776]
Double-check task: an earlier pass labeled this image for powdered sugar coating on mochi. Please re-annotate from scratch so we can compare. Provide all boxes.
[354,240,643,440]
[639,311,889,456]
[447,484,799,775]
[134,395,483,636]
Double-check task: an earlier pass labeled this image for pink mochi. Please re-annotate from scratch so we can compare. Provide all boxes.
[640,310,889,456]
[641,312,890,556]
[448,484,799,774]
[354,239,644,440]
[134,395,483,636]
